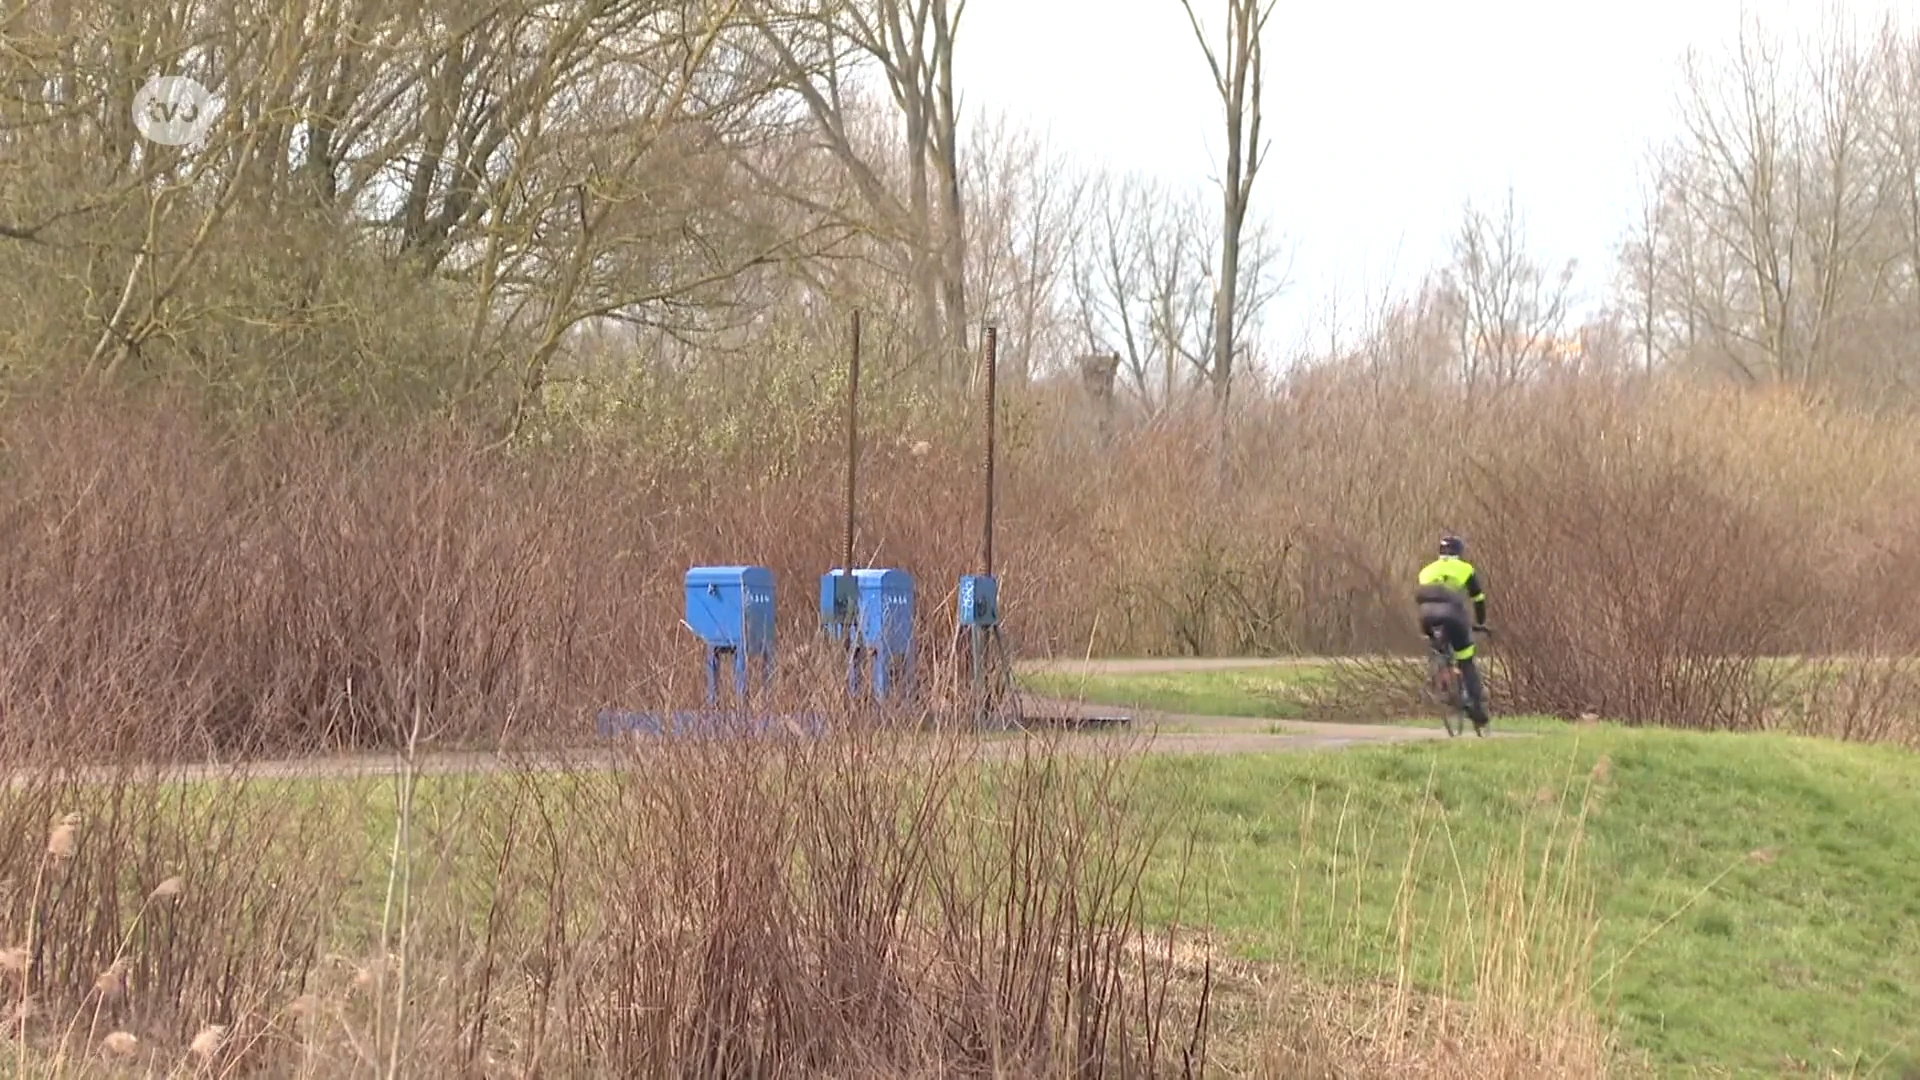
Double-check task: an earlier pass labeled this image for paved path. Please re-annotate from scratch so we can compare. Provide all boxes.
[7,701,1516,787]
[1015,692,1521,750]
[1016,656,1338,676]
[7,658,1519,785]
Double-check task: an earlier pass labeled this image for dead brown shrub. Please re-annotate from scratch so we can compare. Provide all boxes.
[9,364,1920,755]
[0,699,1218,1076]
[1277,375,1920,739]
[1470,410,1799,728]
[0,391,1091,761]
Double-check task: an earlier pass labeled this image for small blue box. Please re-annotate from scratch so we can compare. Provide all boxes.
[957,573,998,627]
[684,565,775,702]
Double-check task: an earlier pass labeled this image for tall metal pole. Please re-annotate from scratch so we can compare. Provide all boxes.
[840,309,862,698]
[981,324,997,577]
[844,309,861,577]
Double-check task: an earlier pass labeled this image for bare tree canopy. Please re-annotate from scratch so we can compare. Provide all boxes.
[1439,189,1579,390]
[748,0,972,375]
[1621,14,1920,405]
[1180,0,1278,405]
[7,0,1920,436]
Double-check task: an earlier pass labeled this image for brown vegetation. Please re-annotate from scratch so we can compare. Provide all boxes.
[0,713,1215,1075]
[7,360,1920,760]
[4,4,1918,757]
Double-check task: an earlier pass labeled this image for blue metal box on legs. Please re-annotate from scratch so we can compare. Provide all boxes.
[820,568,916,699]
[858,568,915,699]
[956,573,1007,727]
[685,565,776,705]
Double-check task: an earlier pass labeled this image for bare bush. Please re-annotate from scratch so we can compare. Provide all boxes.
[0,694,1219,1076]
[12,350,1920,756]
[0,383,1101,760]
[1469,400,1801,728]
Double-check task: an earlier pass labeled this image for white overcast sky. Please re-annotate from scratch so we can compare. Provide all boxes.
[950,0,1919,361]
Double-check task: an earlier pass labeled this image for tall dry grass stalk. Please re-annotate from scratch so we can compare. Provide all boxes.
[1246,753,1617,1079]
[0,711,1660,1078]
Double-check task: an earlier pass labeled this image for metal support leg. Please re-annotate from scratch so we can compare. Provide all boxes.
[991,625,1025,729]
[968,625,986,726]
[883,645,912,703]
[902,641,915,702]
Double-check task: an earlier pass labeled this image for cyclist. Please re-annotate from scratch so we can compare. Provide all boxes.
[1415,534,1490,731]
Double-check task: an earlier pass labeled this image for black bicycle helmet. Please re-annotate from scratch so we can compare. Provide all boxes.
[1438,534,1466,557]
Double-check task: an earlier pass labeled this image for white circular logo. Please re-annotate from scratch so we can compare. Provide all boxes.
[132,76,215,146]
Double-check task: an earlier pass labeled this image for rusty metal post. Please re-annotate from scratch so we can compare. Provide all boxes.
[981,324,997,577]
[844,309,861,578]
[965,325,1007,728]
[836,309,863,697]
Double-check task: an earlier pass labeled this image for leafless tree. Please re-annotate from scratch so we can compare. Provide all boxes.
[0,0,1300,440]
[0,0,848,422]
[1070,171,1210,408]
[963,115,1087,381]
[748,0,970,376]
[1619,159,1670,375]
[1180,0,1277,405]
[1436,188,1577,390]
[1618,15,1918,402]
[1069,167,1287,410]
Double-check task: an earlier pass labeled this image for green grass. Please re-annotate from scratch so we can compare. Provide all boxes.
[1133,725,1920,1076]
[1023,654,1920,736]
[1020,665,1335,719]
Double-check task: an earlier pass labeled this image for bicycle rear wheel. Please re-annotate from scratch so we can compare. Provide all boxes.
[1426,638,1464,737]
[1440,670,1465,737]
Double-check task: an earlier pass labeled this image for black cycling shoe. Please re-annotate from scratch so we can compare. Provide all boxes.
[1472,718,1488,737]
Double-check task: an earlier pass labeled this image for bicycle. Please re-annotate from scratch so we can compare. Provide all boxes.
[1424,624,1492,737]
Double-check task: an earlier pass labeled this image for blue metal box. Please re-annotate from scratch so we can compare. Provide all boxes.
[684,565,775,702]
[821,567,916,698]
[686,565,775,648]
[956,573,998,627]
[855,568,913,654]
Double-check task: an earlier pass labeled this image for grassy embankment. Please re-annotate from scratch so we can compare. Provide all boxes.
[1139,725,1920,1075]
[1018,663,1920,1074]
